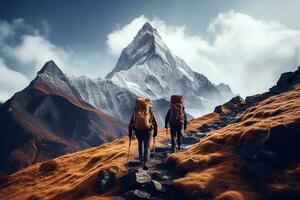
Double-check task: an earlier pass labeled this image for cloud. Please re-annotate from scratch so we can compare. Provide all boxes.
[0,58,29,101]
[107,16,150,55]
[6,34,73,72]
[0,18,78,75]
[0,18,86,101]
[106,12,300,97]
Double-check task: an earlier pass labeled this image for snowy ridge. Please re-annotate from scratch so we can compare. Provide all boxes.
[69,75,136,122]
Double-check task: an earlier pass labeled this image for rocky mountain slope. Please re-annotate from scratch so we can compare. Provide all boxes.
[0,61,127,174]
[1,66,299,200]
[71,22,234,125]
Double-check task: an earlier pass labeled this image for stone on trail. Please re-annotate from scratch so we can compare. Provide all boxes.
[150,171,167,181]
[121,169,152,190]
[148,180,163,192]
[97,169,115,194]
[125,189,150,200]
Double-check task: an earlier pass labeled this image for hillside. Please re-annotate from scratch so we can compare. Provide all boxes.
[0,66,299,199]
[0,61,127,174]
[169,67,300,199]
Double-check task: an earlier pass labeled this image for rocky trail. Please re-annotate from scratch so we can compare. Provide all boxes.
[116,132,207,200]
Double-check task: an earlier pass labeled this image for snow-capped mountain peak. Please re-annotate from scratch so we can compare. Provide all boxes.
[31,60,82,101]
[38,60,65,78]
[103,22,234,117]
[71,22,234,124]
[106,22,170,78]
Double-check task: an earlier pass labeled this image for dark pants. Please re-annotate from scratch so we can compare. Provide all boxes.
[170,124,182,150]
[135,129,152,164]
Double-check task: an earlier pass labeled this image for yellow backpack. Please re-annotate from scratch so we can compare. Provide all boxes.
[134,97,152,130]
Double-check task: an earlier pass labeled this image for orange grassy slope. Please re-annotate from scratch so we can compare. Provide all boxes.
[168,84,300,200]
[0,128,169,200]
[1,68,300,200]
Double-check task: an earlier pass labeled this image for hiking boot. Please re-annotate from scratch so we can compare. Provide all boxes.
[143,163,149,170]
[171,147,176,153]
[139,159,143,165]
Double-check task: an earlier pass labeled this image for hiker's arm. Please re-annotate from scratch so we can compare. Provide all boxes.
[128,114,134,138]
[152,113,158,137]
[165,109,170,129]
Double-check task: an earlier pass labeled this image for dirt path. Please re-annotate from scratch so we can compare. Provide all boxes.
[121,132,205,200]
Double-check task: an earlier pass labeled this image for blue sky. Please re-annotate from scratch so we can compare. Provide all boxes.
[0,0,300,101]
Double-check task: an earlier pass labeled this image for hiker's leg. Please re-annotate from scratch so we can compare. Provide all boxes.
[143,130,151,164]
[177,130,182,150]
[135,132,143,162]
[170,126,176,152]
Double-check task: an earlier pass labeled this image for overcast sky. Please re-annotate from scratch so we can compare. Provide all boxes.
[0,0,300,101]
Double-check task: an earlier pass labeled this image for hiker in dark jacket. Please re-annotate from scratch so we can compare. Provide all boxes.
[165,95,187,152]
[128,98,158,170]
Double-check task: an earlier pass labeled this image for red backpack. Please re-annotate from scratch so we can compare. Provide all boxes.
[170,95,184,125]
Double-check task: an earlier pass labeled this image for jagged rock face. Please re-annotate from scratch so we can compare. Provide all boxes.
[270,66,300,92]
[0,61,127,174]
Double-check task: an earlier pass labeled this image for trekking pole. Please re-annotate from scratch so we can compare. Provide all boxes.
[127,137,132,164]
[166,128,171,151]
[153,137,156,169]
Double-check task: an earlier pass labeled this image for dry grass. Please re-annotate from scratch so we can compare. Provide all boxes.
[1,84,299,200]
[186,112,220,133]
[0,129,168,200]
[169,85,300,199]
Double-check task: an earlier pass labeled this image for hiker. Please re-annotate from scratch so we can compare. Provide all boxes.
[165,95,187,152]
[128,97,158,170]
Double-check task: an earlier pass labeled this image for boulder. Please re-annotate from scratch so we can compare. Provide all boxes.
[214,105,224,114]
[150,171,169,181]
[245,161,276,188]
[269,66,300,92]
[265,125,300,161]
[199,123,212,133]
[120,169,151,190]
[223,96,245,109]
[125,189,150,200]
[256,150,284,168]
[237,132,267,160]
[97,169,115,194]
[148,180,163,192]
[245,94,266,106]
[214,96,245,114]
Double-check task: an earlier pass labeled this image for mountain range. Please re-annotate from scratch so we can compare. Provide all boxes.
[0,22,234,174]
[71,22,234,125]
